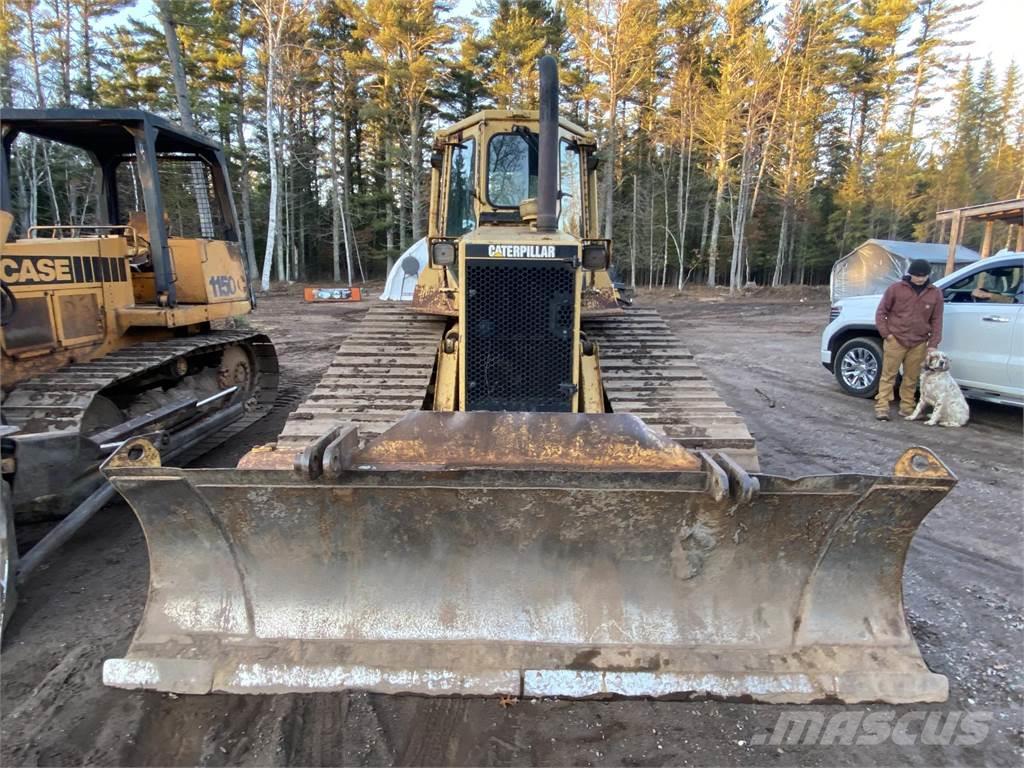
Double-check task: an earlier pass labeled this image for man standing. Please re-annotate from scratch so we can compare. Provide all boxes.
[874,258,944,420]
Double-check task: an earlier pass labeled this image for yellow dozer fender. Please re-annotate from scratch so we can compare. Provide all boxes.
[100,411,954,703]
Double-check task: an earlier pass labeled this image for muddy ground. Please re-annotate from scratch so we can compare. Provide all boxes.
[2,285,1021,767]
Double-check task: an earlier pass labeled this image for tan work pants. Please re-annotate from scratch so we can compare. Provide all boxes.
[875,337,927,413]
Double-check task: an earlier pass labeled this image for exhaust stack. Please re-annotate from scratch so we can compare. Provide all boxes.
[536,55,559,233]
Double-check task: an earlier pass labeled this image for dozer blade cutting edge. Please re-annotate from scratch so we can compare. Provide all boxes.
[101,412,955,704]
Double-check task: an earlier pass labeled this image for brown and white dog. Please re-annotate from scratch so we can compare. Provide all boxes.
[906,350,970,427]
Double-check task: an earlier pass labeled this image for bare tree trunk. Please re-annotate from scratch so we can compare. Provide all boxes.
[158,0,192,126]
[283,115,293,280]
[59,0,72,104]
[260,48,279,291]
[20,148,35,232]
[398,163,408,255]
[677,122,694,290]
[235,72,258,279]
[340,188,353,286]
[603,94,618,240]
[629,173,637,288]
[648,176,655,291]
[707,161,726,287]
[698,195,710,254]
[384,139,396,275]
[157,0,214,238]
[329,106,342,283]
[729,139,757,293]
[773,202,790,287]
[275,173,285,281]
[24,4,61,226]
[340,89,358,283]
[410,101,423,240]
[661,160,669,288]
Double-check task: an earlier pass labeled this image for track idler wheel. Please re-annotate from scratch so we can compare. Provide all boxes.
[217,345,256,403]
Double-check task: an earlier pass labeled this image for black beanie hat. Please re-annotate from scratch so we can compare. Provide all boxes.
[908,258,931,277]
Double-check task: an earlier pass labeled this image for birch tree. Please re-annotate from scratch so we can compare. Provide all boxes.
[566,0,660,239]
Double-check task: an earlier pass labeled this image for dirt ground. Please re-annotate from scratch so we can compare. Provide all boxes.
[2,285,1021,767]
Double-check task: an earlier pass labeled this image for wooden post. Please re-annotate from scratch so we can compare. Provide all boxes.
[1016,224,1023,252]
[980,221,993,258]
[945,210,961,275]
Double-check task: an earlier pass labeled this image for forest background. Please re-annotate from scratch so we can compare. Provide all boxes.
[1,0,1022,290]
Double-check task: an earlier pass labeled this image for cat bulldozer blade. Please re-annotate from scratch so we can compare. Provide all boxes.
[102,59,954,703]
[0,110,278,629]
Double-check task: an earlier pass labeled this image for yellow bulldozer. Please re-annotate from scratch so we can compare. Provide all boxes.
[0,110,278,627]
[100,59,954,703]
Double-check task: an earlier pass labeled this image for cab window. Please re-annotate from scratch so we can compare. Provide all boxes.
[445,139,476,237]
[558,140,584,237]
[943,264,1023,303]
[487,133,537,207]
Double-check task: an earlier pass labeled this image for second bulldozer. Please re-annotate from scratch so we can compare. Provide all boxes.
[102,59,954,703]
[1,110,278,628]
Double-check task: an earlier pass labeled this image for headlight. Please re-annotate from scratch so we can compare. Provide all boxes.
[431,240,456,266]
[581,242,609,271]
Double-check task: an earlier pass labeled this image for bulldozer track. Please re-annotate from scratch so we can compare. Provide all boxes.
[277,302,757,468]
[2,330,279,442]
[584,307,760,469]
[278,303,448,450]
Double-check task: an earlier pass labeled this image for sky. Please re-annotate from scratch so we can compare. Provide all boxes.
[961,0,1021,74]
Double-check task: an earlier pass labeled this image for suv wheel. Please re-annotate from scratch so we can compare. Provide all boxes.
[835,337,883,397]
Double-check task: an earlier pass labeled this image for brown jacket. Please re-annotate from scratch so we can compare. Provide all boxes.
[875,277,944,348]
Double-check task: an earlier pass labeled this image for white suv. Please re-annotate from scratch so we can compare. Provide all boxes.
[821,251,1024,407]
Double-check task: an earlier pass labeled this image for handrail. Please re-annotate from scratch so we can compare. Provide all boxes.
[27,224,138,241]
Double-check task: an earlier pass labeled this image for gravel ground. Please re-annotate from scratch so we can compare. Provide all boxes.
[2,285,1021,767]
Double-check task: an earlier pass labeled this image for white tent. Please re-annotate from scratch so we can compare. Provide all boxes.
[830,240,980,303]
[380,239,428,301]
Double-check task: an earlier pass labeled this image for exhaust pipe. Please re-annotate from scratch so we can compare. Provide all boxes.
[536,55,558,233]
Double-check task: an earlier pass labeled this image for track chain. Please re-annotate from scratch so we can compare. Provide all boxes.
[277,301,757,470]
[3,330,279,438]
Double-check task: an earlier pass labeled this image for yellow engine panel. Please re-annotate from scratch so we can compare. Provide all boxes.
[1,230,251,389]
[132,239,249,306]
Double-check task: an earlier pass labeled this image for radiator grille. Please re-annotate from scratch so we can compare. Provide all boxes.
[464,258,576,412]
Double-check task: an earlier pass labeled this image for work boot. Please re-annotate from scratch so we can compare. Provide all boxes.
[875,409,890,421]
[899,404,915,418]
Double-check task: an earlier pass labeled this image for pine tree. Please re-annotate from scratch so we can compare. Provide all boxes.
[566,0,660,240]
[477,0,563,109]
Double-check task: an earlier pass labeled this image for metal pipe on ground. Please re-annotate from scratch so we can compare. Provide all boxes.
[93,386,239,452]
[14,401,245,585]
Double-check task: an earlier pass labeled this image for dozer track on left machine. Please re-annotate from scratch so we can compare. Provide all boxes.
[100,58,954,704]
[4,330,277,517]
[1,110,279,628]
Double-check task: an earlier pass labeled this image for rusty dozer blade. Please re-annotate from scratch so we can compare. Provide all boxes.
[101,412,955,703]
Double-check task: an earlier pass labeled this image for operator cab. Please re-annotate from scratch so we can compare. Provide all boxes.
[438,111,598,238]
[414,104,620,320]
[1,109,253,386]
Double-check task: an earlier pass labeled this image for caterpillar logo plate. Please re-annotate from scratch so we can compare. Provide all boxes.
[465,244,577,260]
[0,255,128,285]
